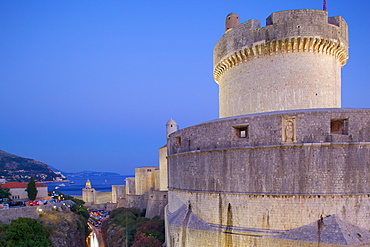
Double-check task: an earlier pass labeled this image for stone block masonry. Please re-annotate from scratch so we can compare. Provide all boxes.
[0,201,74,224]
[167,108,370,246]
[214,9,348,117]
[165,8,370,247]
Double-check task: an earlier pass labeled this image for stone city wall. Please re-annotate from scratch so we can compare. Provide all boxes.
[125,177,136,195]
[0,201,73,224]
[82,188,96,205]
[154,169,161,190]
[169,226,347,247]
[135,166,158,195]
[112,185,126,203]
[168,109,370,195]
[167,109,370,233]
[168,190,370,230]
[95,191,112,204]
[159,146,168,191]
[145,189,168,219]
[125,194,148,210]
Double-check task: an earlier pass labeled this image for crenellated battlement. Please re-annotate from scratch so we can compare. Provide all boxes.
[213,9,348,118]
[214,9,348,72]
[214,36,348,82]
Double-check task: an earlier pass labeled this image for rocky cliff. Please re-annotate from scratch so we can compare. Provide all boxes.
[39,209,88,247]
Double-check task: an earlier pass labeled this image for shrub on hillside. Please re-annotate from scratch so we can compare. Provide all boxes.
[103,207,165,247]
[134,220,164,243]
[131,236,162,247]
[110,207,142,218]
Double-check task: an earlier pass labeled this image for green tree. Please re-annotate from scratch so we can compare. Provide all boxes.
[1,217,52,247]
[77,207,89,220]
[104,207,166,247]
[0,188,11,201]
[70,197,86,213]
[25,177,38,200]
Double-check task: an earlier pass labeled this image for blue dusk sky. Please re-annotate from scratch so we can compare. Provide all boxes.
[0,0,369,175]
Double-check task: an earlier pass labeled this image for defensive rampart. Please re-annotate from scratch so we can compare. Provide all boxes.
[167,108,370,233]
[214,9,348,66]
[165,8,370,247]
[145,188,168,219]
[0,201,74,224]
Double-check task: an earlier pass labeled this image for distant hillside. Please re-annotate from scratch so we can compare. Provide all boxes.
[0,150,66,182]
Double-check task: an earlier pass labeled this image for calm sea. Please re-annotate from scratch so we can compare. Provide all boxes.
[46,174,132,196]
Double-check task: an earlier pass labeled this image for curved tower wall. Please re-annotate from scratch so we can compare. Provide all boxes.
[167,109,370,232]
[166,9,363,246]
[214,9,348,118]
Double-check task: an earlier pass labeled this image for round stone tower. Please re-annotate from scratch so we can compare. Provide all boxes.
[214,9,348,118]
[82,179,95,205]
[166,118,178,139]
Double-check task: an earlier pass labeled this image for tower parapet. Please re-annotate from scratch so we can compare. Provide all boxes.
[214,9,348,118]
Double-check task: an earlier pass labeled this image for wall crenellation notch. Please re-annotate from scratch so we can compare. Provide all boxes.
[214,9,348,118]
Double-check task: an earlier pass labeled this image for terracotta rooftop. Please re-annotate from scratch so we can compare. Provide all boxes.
[0,182,47,189]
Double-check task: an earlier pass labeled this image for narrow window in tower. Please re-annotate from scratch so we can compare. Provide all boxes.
[233,125,249,139]
[175,136,182,146]
[330,119,348,135]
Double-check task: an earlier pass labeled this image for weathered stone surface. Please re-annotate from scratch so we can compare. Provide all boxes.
[166,9,369,247]
[214,9,348,117]
[0,201,74,224]
[168,108,370,195]
[167,108,370,244]
[271,215,370,246]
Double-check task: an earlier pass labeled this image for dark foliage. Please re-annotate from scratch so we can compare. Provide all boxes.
[0,188,11,201]
[103,207,165,247]
[0,217,53,247]
[134,220,165,243]
[25,177,38,200]
[77,207,89,220]
[110,207,142,218]
[131,236,162,247]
